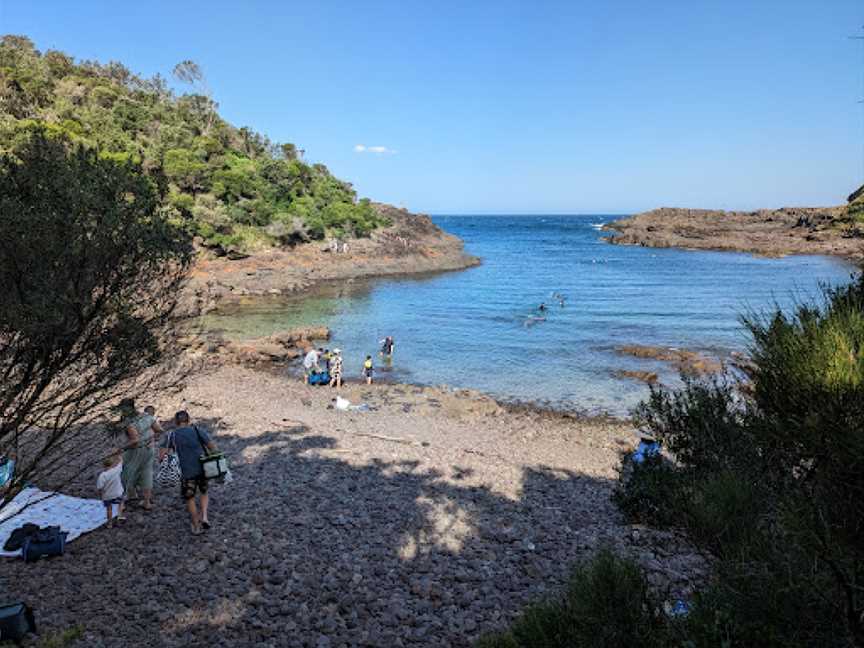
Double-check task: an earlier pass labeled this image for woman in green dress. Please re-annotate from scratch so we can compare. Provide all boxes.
[118,399,163,510]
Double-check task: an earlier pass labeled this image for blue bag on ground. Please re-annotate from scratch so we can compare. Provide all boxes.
[21,526,67,562]
[309,371,331,386]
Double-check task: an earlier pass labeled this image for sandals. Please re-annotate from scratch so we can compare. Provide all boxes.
[201,520,211,531]
[190,524,203,536]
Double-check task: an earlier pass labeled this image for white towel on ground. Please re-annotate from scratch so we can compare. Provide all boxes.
[0,487,108,557]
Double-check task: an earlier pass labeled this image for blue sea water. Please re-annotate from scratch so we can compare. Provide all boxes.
[203,215,856,416]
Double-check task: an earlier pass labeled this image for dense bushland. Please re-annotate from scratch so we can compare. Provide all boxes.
[0,35,389,253]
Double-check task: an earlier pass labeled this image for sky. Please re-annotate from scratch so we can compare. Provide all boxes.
[1,0,863,214]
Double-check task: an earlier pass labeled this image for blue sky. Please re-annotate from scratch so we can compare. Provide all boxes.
[2,0,862,213]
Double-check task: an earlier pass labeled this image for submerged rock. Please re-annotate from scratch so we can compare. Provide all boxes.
[613,369,659,384]
[615,345,722,377]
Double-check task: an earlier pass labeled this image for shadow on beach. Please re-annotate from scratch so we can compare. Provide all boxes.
[0,415,620,647]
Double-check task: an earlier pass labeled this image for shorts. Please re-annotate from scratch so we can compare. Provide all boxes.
[181,476,209,500]
[363,368,374,378]
[103,497,123,509]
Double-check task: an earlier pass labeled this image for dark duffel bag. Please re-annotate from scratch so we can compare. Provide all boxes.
[0,602,36,643]
[21,526,67,562]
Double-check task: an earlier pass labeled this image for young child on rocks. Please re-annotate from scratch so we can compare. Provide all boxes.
[97,452,126,528]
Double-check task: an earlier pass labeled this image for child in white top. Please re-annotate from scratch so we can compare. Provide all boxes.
[96,453,126,527]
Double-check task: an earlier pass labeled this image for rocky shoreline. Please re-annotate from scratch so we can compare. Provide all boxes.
[604,206,864,261]
[1,364,708,647]
[190,204,480,313]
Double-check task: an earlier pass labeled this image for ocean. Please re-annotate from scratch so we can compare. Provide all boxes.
[203,215,856,416]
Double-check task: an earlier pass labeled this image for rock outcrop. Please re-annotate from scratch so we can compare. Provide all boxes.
[616,345,723,377]
[604,205,864,260]
[189,204,480,309]
[186,326,331,365]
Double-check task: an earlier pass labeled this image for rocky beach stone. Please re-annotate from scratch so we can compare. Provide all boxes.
[0,365,707,646]
[194,327,332,366]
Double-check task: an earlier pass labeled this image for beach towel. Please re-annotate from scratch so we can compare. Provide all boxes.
[0,487,108,558]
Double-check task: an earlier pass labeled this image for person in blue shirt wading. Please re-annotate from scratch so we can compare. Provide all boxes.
[159,410,219,535]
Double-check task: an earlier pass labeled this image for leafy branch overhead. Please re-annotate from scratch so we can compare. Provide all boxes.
[0,35,390,254]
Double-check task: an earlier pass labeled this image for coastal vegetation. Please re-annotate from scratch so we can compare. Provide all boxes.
[480,272,864,647]
[0,35,389,255]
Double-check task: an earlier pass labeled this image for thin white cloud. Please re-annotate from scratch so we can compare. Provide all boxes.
[354,144,396,155]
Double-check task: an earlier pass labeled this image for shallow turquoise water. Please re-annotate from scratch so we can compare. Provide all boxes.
[203,215,856,415]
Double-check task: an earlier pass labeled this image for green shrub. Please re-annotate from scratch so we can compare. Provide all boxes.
[682,470,763,558]
[612,453,684,528]
[476,550,668,648]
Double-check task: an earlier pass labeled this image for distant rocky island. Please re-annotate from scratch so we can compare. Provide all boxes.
[604,186,864,261]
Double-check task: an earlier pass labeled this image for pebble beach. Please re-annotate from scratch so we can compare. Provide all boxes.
[2,365,707,647]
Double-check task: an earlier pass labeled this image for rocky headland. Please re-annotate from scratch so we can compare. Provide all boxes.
[604,205,864,261]
[190,204,480,312]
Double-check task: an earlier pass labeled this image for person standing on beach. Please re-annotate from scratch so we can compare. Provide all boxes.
[120,400,163,511]
[363,355,374,385]
[303,347,320,384]
[159,410,218,535]
[329,349,343,388]
[96,452,126,527]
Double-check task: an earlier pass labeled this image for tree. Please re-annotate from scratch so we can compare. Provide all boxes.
[280,143,298,161]
[0,130,193,509]
[172,59,216,135]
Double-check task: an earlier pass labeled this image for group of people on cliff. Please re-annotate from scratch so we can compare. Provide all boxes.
[302,336,394,387]
[96,400,218,535]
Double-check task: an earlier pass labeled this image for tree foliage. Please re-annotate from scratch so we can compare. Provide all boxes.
[0,34,389,253]
[0,131,193,508]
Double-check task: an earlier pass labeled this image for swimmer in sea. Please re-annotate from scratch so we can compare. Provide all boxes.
[379,335,395,358]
